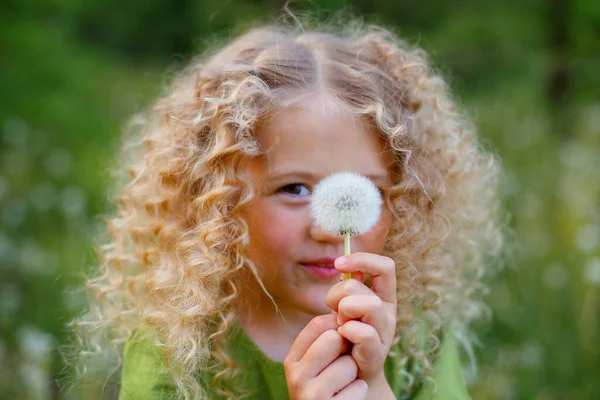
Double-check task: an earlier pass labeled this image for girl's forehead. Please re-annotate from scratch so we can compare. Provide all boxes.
[249,97,395,183]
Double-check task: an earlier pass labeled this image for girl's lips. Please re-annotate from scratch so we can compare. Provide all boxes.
[300,260,340,279]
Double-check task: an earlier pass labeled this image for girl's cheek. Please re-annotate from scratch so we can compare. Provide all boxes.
[361,208,391,252]
[257,205,305,247]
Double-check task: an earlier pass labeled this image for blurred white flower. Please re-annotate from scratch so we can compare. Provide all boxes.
[519,341,544,369]
[19,240,54,276]
[0,231,16,268]
[575,223,600,254]
[310,172,382,234]
[18,325,55,400]
[583,257,600,286]
[62,287,86,312]
[497,346,519,368]
[83,218,105,243]
[0,231,11,259]
[0,283,21,319]
[44,148,73,178]
[2,118,28,147]
[463,302,483,320]
[61,185,87,217]
[2,198,27,227]
[18,325,54,359]
[543,263,569,291]
[560,140,594,171]
[584,104,600,133]
[502,169,520,197]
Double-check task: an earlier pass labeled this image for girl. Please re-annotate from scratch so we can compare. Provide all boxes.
[73,16,503,400]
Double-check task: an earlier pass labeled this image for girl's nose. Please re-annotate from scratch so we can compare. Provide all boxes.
[309,222,345,244]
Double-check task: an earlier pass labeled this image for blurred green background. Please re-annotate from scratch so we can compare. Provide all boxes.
[1,0,598,399]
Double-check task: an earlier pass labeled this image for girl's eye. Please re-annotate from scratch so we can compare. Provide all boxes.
[278,183,311,197]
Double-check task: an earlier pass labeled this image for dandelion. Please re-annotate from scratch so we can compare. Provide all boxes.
[310,172,383,280]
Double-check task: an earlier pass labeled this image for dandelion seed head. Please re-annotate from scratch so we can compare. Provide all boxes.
[310,172,383,234]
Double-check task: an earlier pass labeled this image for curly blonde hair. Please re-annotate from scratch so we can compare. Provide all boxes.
[71,17,504,400]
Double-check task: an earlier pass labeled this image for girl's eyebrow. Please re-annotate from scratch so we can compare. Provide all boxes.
[268,169,389,185]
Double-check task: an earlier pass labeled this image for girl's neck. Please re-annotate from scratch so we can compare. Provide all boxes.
[235,285,316,363]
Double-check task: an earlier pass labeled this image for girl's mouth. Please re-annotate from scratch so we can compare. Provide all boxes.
[299,258,339,279]
[301,264,340,279]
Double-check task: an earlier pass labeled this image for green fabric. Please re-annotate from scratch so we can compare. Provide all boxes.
[412,334,472,400]
[119,324,471,399]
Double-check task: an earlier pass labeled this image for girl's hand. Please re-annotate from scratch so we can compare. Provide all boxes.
[325,252,397,389]
[283,313,369,400]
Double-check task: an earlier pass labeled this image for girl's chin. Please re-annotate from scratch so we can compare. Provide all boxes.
[301,291,333,316]
[301,304,332,318]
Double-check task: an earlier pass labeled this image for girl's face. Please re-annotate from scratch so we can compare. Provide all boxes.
[239,95,394,317]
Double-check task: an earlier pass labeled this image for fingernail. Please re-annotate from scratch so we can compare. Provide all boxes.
[335,256,347,268]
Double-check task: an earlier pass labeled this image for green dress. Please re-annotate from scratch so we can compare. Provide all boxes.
[119,323,471,399]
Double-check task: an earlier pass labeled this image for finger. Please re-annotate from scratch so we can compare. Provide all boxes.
[346,270,365,284]
[285,314,338,363]
[325,278,372,313]
[337,295,396,344]
[300,329,349,377]
[333,379,368,400]
[338,320,386,372]
[334,253,397,304]
[315,355,358,396]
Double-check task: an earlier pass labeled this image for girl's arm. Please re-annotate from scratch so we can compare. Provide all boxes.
[118,326,177,400]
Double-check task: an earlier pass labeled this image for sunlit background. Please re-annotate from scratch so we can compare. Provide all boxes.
[1,1,599,399]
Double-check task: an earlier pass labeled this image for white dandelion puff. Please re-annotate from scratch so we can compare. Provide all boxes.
[310,172,383,235]
[310,172,383,280]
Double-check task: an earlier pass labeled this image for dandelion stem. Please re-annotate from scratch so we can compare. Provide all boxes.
[343,231,351,280]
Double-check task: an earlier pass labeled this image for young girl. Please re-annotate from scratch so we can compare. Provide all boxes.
[74,16,503,400]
